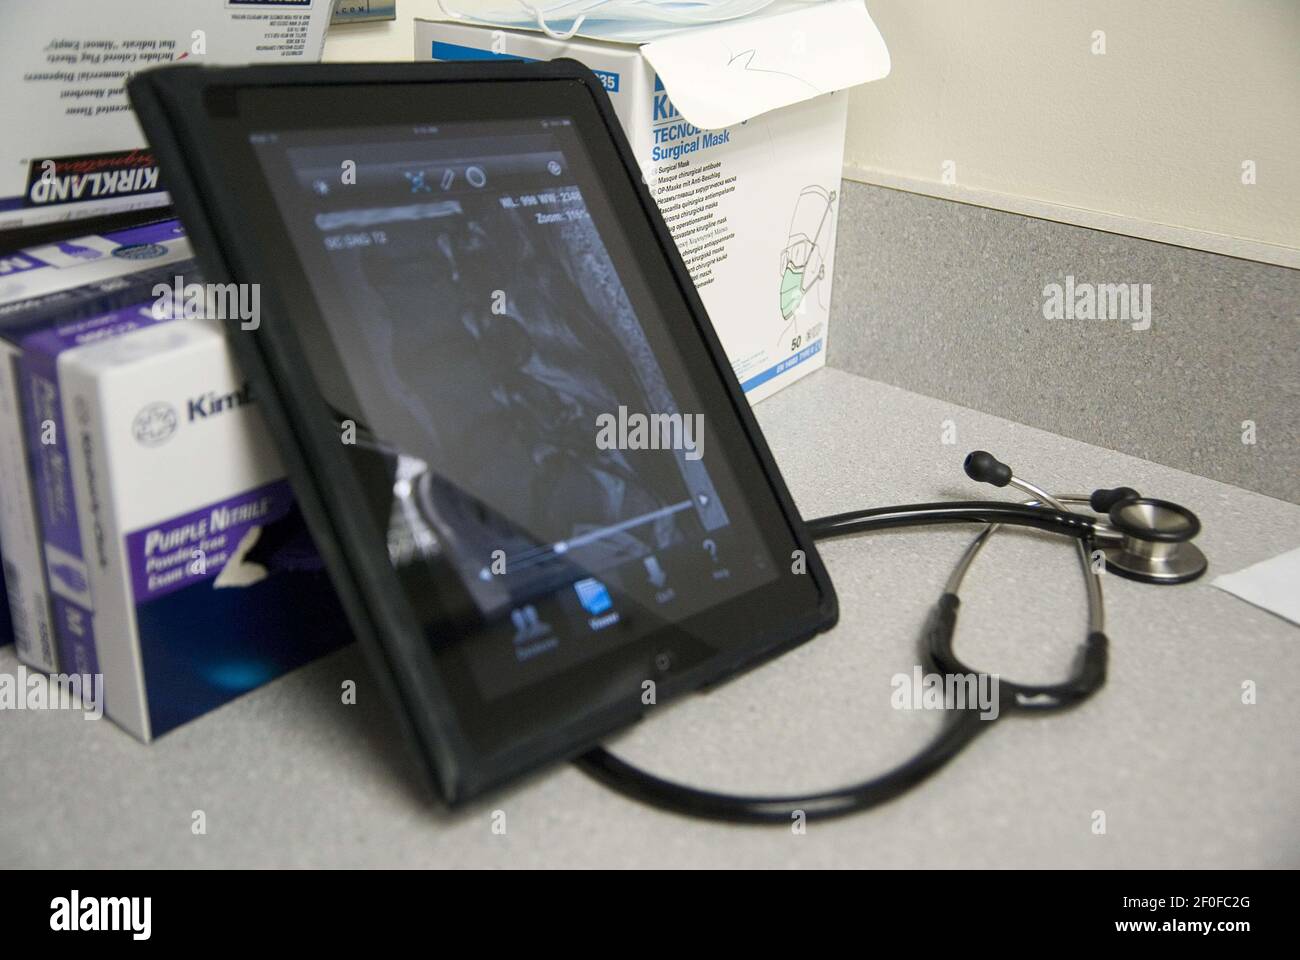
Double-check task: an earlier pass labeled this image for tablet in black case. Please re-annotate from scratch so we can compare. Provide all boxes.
[127,61,836,805]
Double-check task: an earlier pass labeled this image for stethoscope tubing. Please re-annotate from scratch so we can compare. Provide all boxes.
[806,501,1098,541]
[578,707,990,824]
[576,499,1111,825]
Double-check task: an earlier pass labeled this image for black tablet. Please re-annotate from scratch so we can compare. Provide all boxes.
[128,60,836,804]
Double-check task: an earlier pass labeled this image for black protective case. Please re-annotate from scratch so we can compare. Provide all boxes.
[127,60,838,806]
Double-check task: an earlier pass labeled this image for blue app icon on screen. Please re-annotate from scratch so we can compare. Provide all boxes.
[573,577,613,616]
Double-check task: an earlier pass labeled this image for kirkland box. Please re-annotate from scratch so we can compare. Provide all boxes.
[2,293,350,740]
[418,0,890,401]
[0,219,195,674]
[0,0,335,230]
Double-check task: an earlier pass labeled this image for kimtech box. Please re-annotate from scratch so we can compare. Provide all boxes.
[417,0,890,401]
[11,298,351,740]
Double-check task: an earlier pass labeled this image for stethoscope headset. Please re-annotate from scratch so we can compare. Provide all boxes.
[577,450,1209,824]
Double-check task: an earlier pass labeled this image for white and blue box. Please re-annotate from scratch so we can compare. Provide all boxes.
[417,0,891,401]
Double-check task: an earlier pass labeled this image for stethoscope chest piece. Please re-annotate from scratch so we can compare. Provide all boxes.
[1099,497,1208,585]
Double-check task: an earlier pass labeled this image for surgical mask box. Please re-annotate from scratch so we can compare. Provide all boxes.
[1,219,196,676]
[2,291,350,740]
[417,0,889,401]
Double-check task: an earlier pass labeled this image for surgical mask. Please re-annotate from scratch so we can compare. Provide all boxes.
[438,0,792,41]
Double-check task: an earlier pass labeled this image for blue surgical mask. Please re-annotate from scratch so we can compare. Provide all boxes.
[438,0,792,41]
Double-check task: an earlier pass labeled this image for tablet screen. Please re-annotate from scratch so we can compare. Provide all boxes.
[246,115,779,705]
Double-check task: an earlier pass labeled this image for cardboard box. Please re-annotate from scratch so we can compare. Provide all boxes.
[0,220,350,736]
[1,336,57,670]
[37,303,350,739]
[0,0,335,231]
[0,219,196,674]
[417,0,889,400]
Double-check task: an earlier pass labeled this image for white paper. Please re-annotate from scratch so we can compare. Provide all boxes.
[435,0,891,130]
[1213,546,1300,627]
[640,0,889,130]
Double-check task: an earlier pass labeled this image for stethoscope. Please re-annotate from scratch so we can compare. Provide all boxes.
[577,450,1209,823]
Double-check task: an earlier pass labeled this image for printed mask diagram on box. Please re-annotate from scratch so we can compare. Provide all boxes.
[777,184,835,338]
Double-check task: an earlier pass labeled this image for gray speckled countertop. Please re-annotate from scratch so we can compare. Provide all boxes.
[2,367,1297,868]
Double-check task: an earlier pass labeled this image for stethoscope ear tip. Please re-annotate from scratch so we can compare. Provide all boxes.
[963,450,1013,488]
[1089,486,1141,512]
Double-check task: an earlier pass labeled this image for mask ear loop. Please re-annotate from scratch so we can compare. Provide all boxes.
[435,0,469,20]
[436,0,588,41]
[519,2,588,39]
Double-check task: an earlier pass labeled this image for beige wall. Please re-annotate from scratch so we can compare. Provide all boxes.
[846,0,1300,264]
